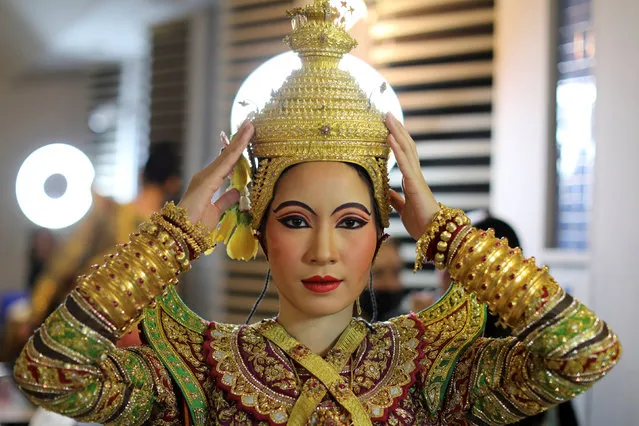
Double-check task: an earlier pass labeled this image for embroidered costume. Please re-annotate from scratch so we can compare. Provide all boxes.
[14,1,620,425]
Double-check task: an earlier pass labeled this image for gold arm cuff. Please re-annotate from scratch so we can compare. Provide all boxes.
[448,227,563,331]
[75,229,182,337]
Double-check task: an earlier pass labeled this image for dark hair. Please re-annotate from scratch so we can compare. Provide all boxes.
[142,141,182,185]
[473,216,521,249]
[348,163,383,232]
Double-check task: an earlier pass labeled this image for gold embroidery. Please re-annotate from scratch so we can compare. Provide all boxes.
[259,319,368,424]
[205,322,296,424]
[161,311,207,381]
[357,318,420,420]
[414,283,486,413]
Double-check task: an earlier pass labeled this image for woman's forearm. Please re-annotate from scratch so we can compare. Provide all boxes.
[13,203,209,424]
[448,227,617,357]
[416,207,621,423]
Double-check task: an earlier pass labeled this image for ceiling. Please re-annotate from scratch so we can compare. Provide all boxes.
[0,0,212,77]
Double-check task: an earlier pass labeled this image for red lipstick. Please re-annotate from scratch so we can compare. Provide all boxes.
[301,275,342,293]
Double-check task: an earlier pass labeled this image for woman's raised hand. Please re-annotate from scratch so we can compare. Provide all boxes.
[385,113,440,241]
[178,121,254,230]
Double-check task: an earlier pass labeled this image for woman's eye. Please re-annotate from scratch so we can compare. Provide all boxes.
[279,216,309,228]
[338,218,366,229]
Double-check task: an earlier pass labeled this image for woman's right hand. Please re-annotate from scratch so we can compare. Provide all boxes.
[178,120,253,230]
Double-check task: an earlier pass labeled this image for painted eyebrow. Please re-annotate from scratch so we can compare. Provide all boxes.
[272,200,316,215]
[331,202,371,216]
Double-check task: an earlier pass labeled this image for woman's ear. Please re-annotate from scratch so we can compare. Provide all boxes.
[373,232,390,263]
[256,230,268,260]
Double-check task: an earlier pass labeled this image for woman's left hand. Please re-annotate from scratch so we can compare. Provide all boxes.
[385,113,440,240]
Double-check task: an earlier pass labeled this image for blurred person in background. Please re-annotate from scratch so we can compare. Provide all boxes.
[359,238,409,321]
[359,237,440,321]
[25,228,58,291]
[4,141,182,425]
[21,141,182,345]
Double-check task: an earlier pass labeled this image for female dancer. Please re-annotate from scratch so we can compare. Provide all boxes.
[14,1,620,424]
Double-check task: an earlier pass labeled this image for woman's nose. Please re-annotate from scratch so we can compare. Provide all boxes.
[307,227,337,265]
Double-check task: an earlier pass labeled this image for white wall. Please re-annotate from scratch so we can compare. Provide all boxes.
[493,0,638,425]
[588,1,639,424]
[0,73,89,293]
[491,0,554,258]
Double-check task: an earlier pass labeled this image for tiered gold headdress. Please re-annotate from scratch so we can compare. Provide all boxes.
[215,0,392,260]
[248,0,391,230]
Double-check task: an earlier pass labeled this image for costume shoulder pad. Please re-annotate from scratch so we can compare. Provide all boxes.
[394,282,486,414]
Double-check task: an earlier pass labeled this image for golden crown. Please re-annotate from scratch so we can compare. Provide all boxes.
[248,0,392,230]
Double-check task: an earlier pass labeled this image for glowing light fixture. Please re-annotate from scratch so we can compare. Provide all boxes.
[16,143,95,229]
[231,52,404,170]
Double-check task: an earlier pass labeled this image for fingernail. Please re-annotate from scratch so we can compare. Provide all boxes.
[220,131,230,145]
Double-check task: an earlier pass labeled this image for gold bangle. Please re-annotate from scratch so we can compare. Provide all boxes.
[139,222,191,271]
[76,232,181,335]
[160,202,215,254]
[414,203,469,271]
[448,227,564,331]
[152,214,200,260]
[446,225,472,268]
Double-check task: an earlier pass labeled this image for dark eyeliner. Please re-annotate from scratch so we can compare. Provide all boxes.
[277,215,310,229]
[337,217,368,229]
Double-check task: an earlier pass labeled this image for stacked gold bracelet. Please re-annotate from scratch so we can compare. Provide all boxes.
[145,216,196,261]
[414,203,471,271]
[448,228,564,331]
[159,202,217,258]
[75,228,183,337]
[72,202,216,338]
[413,204,565,331]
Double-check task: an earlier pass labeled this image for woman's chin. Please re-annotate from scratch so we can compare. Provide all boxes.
[295,297,353,318]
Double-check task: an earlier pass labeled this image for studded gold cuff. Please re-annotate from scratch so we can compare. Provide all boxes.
[447,227,564,332]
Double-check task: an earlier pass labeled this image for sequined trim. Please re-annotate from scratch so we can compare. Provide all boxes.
[143,306,208,426]
[157,286,208,334]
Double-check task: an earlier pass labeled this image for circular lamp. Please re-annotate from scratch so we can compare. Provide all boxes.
[16,143,95,229]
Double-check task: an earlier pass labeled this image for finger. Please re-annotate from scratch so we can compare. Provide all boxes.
[386,113,420,169]
[200,121,253,188]
[389,189,406,215]
[388,133,419,178]
[200,188,240,228]
[220,131,230,148]
[220,131,234,178]
[213,188,240,214]
[386,113,412,151]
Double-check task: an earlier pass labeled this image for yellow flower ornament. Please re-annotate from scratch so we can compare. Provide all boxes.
[226,212,259,260]
[215,153,259,261]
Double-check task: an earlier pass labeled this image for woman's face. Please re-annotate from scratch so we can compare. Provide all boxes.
[264,162,379,318]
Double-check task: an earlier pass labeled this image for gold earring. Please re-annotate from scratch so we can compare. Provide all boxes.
[356,298,362,316]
